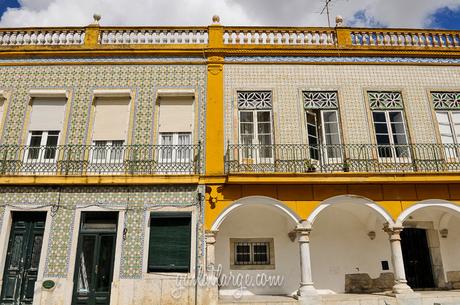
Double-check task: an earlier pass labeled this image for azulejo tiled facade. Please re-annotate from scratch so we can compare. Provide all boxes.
[0,63,207,150]
[1,20,460,305]
[0,186,201,279]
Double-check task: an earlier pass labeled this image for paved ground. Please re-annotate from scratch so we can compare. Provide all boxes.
[218,291,460,305]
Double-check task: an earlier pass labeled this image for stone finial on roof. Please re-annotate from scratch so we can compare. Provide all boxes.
[92,14,101,25]
[335,15,344,27]
[212,15,220,24]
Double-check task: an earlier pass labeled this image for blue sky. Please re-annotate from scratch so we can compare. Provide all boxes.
[0,0,20,13]
[430,7,460,29]
[0,0,459,28]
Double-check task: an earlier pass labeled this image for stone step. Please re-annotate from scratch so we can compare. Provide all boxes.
[219,295,297,305]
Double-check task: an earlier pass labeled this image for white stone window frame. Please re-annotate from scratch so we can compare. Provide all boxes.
[0,90,11,144]
[90,140,125,164]
[22,89,71,167]
[230,238,275,270]
[430,92,460,161]
[154,88,197,147]
[24,130,60,163]
[367,91,411,163]
[237,91,275,163]
[303,91,343,163]
[142,205,198,279]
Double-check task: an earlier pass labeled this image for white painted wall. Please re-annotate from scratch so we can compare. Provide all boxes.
[440,219,460,273]
[215,204,300,296]
[310,204,393,293]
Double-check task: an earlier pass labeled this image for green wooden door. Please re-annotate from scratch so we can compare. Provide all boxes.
[0,212,46,305]
[72,214,117,305]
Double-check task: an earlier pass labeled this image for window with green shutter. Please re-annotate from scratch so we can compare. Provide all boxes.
[148,212,191,273]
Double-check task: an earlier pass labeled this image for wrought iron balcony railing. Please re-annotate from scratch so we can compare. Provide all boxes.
[0,144,201,175]
[225,144,460,174]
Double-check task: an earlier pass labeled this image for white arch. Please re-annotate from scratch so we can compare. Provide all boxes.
[210,196,301,231]
[397,199,460,223]
[307,194,395,225]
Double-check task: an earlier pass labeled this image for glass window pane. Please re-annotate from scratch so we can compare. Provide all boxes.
[258,123,271,134]
[439,124,453,136]
[391,122,406,134]
[257,111,271,122]
[29,133,42,147]
[178,133,191,145]
[372,112,386,123]
[239,112,253,123]
[240,123,254,135]
[258,135,272,146]
[241,135,253,145]
[325,134,340,145]
[77,236,96,294]
[436,112,449,124]
[306,113,317,125]
[307,125,318,138]
[451,112,460,123]
[389,111,404,123]
[376,134,391,145]
[322,111,338,123]
[161,134,172,145]
[374,123,389,134]
[324,122,339,135]
[393,134,408,145]
[441,136,454,144]
[253,244,269,264]
[96,236,115,292]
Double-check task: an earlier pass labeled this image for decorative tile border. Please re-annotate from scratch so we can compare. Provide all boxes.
[225,56,460,65]
[0,56,206,64]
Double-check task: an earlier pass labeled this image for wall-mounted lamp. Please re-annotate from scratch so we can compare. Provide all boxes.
[440,228,448,238]
[368,231,376,240]
[288,231,297,242]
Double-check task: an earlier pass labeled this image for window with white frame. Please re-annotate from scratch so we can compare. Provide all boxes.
[91,97,130,163]
[303,91,342,161]
[91,140,124,163]
[368,92,410,159]
[432,92,460,159]
[25,97,66,162]
[230,238,275,270]
[159,132,192,163]
[157,95,194,164]
[238,91,273,160]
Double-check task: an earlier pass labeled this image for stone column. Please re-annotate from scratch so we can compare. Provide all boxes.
[384,225,414,294]
[295,223,318,298]
[205,230,218,279]
[202,230,219,305]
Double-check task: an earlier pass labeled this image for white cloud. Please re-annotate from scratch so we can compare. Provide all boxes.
[0,0,459,28]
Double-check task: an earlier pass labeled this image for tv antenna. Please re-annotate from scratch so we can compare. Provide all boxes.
[320,0,333,27]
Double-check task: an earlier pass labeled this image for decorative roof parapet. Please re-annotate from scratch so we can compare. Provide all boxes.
[0,15,458,57]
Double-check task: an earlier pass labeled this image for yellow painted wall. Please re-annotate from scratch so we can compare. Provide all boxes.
[204,183,460,230]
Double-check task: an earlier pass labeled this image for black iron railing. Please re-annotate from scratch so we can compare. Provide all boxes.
[0,144,201,175]
[225,144,460,173]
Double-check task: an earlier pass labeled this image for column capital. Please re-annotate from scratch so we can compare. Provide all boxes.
[295,221,312,243]
[383,224,404,241]
[205,230,218,244]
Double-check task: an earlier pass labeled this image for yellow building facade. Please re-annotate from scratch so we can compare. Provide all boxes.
[0,15,459,305]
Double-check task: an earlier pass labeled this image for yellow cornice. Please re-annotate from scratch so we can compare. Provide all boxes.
[0,172,459,186]
[0,175,200,185]
[226,173,460,184]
